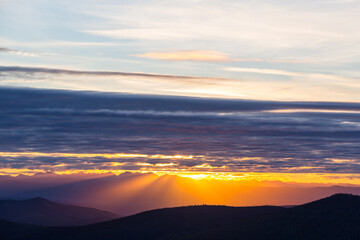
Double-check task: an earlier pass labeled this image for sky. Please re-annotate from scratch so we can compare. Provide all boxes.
[1,0,360,185]
[1,0,360,101]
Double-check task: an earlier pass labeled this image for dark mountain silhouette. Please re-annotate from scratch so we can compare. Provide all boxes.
[0,197,120,226]
[0,219,46,240]
[1,194,360,240]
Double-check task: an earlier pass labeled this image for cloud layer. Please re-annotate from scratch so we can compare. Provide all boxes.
[1,87,360,176]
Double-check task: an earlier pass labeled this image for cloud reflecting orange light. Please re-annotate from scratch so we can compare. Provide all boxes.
[135,50,233,62]
[1,151,360,185]
[0,168,359,185]
[0,152,194,159]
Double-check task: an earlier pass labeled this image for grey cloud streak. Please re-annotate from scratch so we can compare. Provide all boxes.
[0,66,227,81]
[0,47,15,53]
[0,47,37,57]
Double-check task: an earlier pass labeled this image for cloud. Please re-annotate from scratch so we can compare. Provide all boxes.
[135,50,235,62]
[0,66,229,86]
[223,67,360,85]
[0,152,194,160]
[23,108,243,118]
[0,66,226,81]
[1,65,360,102]
[136,51,312,63]
[82,0,360,57]
[223,67,301,76]
[0,65,244,99]
[0,47,37,57]
[1,87,360,175]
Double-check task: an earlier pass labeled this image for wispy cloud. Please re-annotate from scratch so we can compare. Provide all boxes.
[223,67,301,76]
[25,108,239,118]
[82,0,360,55]
[135,50,235,62]
[0,47,37,57]
[0,66,226,81]
[135,50,291,63]
[223,67,360,83]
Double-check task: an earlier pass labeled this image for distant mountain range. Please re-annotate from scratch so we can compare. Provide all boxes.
[0,198,119,226]
[0,194,359,240]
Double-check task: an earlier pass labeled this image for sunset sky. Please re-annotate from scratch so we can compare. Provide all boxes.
[1,0,360,186]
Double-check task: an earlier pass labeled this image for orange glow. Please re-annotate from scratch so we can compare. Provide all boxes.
[1,169,360,215]
[38,172,358,215]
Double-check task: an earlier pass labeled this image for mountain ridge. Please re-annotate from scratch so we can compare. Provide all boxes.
[2,193,356,240]
[0,197,120,227]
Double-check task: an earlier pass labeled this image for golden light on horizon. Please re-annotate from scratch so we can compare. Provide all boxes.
[0,167,359,186]
[1,151,359,185]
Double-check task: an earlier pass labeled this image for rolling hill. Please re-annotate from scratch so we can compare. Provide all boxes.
[0,197,120,226]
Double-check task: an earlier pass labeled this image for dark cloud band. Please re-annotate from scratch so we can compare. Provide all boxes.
[0,87,360,173]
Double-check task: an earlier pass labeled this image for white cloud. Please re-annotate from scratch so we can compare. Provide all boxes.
[82,0,360,55]
[223,67,301,76]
